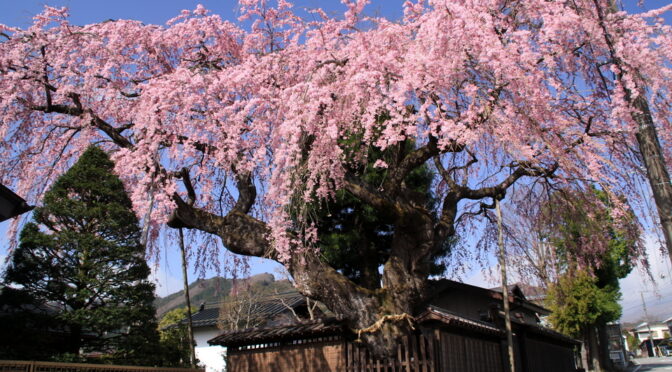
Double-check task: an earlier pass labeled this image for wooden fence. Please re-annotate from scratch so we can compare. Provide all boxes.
[345,333,436,371]
[225,327,577,372]
[344,331,504,372]
[0,361,203,372]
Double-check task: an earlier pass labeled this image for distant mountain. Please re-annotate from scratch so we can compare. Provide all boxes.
[154,273,296,318]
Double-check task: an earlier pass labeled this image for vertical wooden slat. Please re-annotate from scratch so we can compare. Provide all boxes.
[410,334,418,372]
[419,334,427,372]
[355,342,359,372]
[427,332,436,372]
[397,338,403,372]
[405,337,409,372]
[353,343,358,371]
[346,342,350,371]
[407,333,414,371]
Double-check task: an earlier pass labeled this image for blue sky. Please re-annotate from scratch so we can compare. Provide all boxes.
[0,0,405,28]
[1,0,671,322]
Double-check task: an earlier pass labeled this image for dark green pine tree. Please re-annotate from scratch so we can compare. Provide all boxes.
[309,138,449,290]
[1,146,160,365]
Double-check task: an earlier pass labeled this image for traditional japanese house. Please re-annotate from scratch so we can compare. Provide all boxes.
[209,280,580,372]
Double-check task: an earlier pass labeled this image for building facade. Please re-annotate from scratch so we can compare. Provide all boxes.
[632,322,670,357]
[209,280,581,372]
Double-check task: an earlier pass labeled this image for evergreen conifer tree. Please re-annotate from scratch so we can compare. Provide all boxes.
[310,139,448,289]
[1,146,160,364]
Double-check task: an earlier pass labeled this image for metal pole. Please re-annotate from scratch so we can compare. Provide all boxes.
[497,200,516,372]
[179,228,197,367]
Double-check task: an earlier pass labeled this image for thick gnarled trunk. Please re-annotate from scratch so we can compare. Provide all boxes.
[285,211,437,358]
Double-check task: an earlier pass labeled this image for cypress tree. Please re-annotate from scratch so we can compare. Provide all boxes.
[1,146,160,364]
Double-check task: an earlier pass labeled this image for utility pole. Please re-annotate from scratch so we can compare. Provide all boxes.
[179,228,197,367]
[640,292,657,358]
[497,200,516,372]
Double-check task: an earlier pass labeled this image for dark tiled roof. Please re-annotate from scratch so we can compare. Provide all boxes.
[522,323,581,346]
[484,283,550,316]
[417,306,505,336]
[208,318,344,347]
[489,283,547,301]
[186,307,220,328]
[182,292,305,328]
[210,305,505,347]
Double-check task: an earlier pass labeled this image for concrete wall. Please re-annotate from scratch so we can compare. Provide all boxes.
[194,327,226,372]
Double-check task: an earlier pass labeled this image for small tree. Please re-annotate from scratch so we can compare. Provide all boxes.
[158,307,196,367]
[2,146,160,364]
[218,282,266,331]
[528,189,639,371]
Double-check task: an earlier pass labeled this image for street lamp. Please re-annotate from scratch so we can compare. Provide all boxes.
[0,183,34,222]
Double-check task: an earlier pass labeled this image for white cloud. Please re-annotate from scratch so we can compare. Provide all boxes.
[150,264,184,298]
[619,234,672,323]
[462,266,500,288]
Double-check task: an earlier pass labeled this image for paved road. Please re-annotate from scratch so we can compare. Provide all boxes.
[630,357,672,371]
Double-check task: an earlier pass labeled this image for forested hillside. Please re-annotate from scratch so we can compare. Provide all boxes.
[154,273,295,317]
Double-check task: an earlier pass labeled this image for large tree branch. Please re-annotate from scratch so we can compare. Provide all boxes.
[434,157,558,244]
[23,93,133,149]
[436,156,558,201]
[167,193,272,258]
[343,173,401,217]
[458,162,558,200]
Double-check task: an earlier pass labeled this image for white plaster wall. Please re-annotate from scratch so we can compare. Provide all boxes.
[194,327,227,372]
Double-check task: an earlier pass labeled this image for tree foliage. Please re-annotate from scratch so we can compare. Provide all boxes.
[546,270,622,339]
[157,307,196,367]
[1,146,160,364]
[527,189,637,334]
[528,189,639,370]
[1,0,669,356]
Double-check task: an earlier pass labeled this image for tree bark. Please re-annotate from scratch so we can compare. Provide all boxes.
[593,0,672,266]
[585,326,602,372]
[633,95,672,265]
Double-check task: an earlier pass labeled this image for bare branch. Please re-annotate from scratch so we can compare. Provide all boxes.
[315,58,349,70]
[22,94,134,149]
